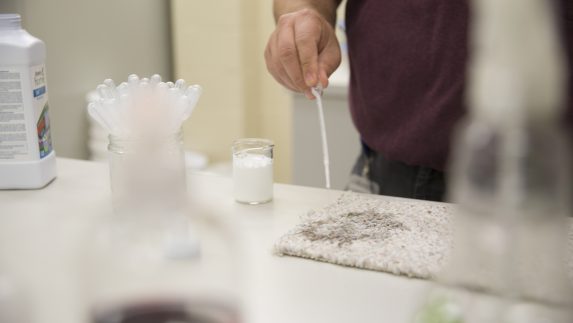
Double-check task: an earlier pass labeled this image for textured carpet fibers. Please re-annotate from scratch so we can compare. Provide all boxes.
[275,192,573,282]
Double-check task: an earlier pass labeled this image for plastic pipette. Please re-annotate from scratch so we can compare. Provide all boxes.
[87,103,113,133]
[87,74,203,136]
[311,84,331,189]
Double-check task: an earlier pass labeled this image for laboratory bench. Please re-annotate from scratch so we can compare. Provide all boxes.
[0,158,434,323]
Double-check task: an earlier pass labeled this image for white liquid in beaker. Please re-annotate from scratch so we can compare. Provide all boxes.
[233,154,273,204]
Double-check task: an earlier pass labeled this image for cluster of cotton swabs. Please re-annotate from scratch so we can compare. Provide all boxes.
[87,74,202,136]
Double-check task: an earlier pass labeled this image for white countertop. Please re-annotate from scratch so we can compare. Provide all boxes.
[0,158,434,323]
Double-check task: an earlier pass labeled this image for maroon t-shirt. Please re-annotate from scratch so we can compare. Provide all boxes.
[345,0,573,171]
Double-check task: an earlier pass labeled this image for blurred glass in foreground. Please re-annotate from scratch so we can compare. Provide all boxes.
[415,0,573,322]
[82,77,241,323]
[82,152,242,323]
[0,274,30,323]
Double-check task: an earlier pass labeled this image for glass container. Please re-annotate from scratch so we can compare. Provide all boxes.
[414,119,573,323]
[232,139,274,205]
[107,130,187,216]
[82,130,243,323]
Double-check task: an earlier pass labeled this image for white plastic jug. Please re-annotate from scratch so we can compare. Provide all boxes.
[0,14,56,189]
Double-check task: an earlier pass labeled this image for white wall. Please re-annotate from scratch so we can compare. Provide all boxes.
[0,0,172,159]
[171,0,293,182]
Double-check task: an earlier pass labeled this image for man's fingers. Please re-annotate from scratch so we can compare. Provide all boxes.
[294,18,320,88]
[317,36,342,88]
[265,41,297,92]
[276,18,307,92]
[265,9,340,95]
[276,66,299,92]
[319,69,329,89]
[265,33,299,92]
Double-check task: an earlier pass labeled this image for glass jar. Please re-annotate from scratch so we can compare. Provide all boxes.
[446,120,572,302]
[108,130,187,216]
[232,139,274,204]
[82,130,243,322]
[414,119,573,323]
[414,285,573,323]
[82,211,242,323]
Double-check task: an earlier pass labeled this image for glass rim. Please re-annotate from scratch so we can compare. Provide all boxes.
[232,138,274,148]
[108,129,183,142]
[0,14,20,19]
[0,14,21,29]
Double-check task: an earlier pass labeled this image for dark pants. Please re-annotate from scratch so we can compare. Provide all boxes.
[347,142,447,202]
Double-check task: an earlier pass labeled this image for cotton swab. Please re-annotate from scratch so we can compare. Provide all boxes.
[311,84,331,189]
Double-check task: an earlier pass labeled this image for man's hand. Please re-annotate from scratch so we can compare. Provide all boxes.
[265,8,341,99]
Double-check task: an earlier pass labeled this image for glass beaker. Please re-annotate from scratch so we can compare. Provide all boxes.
[232,139,274,204]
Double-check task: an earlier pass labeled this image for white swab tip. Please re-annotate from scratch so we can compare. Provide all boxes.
[311,83,323,97]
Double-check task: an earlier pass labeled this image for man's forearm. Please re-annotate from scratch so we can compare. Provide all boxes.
[273,0,342,26]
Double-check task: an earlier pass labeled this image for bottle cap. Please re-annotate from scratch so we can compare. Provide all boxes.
[0,14,22,30]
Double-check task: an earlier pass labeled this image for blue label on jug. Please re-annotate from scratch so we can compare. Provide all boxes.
[33,86,46,98]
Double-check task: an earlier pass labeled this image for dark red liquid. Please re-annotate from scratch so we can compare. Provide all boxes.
[92,300,239,323]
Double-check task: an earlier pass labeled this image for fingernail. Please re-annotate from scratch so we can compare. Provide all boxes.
[320,70,329,88]
[305,72,316,87]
